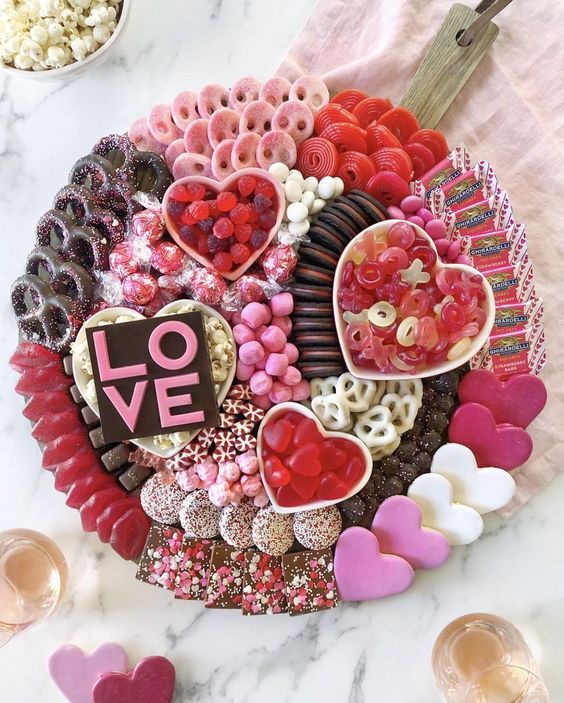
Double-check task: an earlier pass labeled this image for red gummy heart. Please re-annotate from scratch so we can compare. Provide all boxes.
[317,472,349,500]
[448,402,533,470]
[277,483,307,508]
[457,370,547,428]
[292,417,323,447]
[263,455,291,487]
[290,471,320,499]
[338,457,365,486]
[262,419,293,453]
[287,444,321,476]
[92,655,175,703]
[319,441,347,471]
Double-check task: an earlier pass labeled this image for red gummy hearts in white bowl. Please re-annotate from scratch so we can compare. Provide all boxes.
[162,167,284,281]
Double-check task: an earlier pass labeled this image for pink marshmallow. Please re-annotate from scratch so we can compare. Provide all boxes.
[254,354,267,370]
[253,489,270,508]
[236,360,255,381]
[283,342,299,364]
[208,481,231,507]
[236,450,259,475]
[270,291,294,316]
[259,303,272,325]
[239,340,265,365]
[265,352,289,377]
[240,473,262,497]
[255,324,268,339]
[272,315,292,336]
[233,323,255,345]
[218,461,241,482]
[260,325,287,352]
[229,482,244,504]
[268,381,292,403]
[280,365,302,386]
[292,379,311,401]
[250,370,273,396]
[241,301,270,329]
[251,393,273,410]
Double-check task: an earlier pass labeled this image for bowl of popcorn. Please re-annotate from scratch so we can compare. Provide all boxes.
[0,0,130,79]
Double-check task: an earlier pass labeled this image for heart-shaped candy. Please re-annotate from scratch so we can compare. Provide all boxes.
[407,473,484,546]
[431,443,516,514]
[371,496,451,570]
[448,403,533,470]
[334,526,415,601]
[457,370,547,428]
[162,168,284,281]
[48,642,129,703]
[92,656,175,703]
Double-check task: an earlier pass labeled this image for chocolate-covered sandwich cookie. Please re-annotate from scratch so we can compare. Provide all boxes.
[295,262,334,286]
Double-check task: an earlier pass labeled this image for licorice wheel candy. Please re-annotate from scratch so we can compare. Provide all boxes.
[336,151,376,193]
[407,128,449,163]
[369,147,413,182]
[331,88,369,111]
[402,142,435,180]
[366,123,402,152]
[313,104,359,135]
[365,170,411,207]
[352,97,394,127]
[296,137,339,179]
[377,107,420,144]
[320,123,368,154]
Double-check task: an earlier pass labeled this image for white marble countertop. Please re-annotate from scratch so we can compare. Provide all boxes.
[1,1,563,700]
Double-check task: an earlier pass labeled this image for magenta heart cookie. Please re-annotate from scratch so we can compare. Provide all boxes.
[448,402,533,470]
[92,656,175,703]
[371,496,451,570]
[458,370,547,428]
[334,526,414,601]
[48,642,129,703]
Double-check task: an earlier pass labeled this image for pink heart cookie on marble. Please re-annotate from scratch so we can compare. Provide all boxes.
[457,370,547,428]
[92,656,175,703]
[448,402,533,470]
[48,642,129,703]
[334,526,414,601]
[371,495,451,570]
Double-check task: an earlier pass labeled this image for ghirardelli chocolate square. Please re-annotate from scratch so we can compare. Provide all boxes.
[86,312,220,443]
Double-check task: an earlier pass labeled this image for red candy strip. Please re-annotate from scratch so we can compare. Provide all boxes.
[296,137,339,179]
[331,88,369,111]
[366,123,402,152]
[408,128,449,163]
[369,147,413,182]
[402,142,435,179]
[320,123,368,154]
[365,170,411,206]
[336,151,376,193]
[313,104,359,135]
[377,107,420,144]
[352,97,393,127]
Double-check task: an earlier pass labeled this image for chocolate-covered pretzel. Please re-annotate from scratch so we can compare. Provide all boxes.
[26,246,94,307]
[36,209,109,271]
[53,185,125,248]
[92,133,136,170]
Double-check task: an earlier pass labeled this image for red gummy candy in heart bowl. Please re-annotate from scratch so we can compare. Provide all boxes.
[333,220,495,380]
[257,402,372,513]
[162,167,284,280]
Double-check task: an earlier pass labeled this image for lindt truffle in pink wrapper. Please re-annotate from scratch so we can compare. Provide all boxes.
[122,271,159,305]
[131,208,165,244]
[150,241,185,274]
[109,241,140,278]
[188,267,228,305]
[261,244,297,283]
[222,275,281,311]
[158,274,185,299]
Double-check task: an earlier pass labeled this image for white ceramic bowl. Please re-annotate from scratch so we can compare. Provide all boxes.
[0,0,131,82]
[333,220,495,381]
[257,402,373,514]
[71,300,236,458]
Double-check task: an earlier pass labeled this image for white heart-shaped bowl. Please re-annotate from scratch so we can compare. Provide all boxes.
[72,299,236,458]
[162,168,285,281]
[257,402,373,514]
[333,220,495,380]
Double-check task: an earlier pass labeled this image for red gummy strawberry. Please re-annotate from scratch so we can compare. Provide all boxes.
[96,499,137,543]
[42,431,86,470]
[32,410,80,443]
[53,448,100,493]
[80,487,128,532]
[66,473,114,509]
[23,391,73,422]
[15,367,71,396]
[9,342,60,372]
[110,507,151,561]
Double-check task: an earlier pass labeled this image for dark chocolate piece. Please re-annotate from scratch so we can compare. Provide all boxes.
[118,462,152,491]
[242,551,287,615]
[81,405,99,425]
[101,443,130,471]
[88,426,106,449]
[282,548,338,616]
[70,384,83,404]
[204,543,245,609]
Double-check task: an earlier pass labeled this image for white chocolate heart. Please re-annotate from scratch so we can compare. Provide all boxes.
[407,473,484,546]
[430,443,516,514]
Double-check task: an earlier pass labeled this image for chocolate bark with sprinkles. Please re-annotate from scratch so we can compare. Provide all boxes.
[204,544,246,609]
[175,537,213,601]
[242,551,287,616]
[282,548,338,616]
[136,524,185,592]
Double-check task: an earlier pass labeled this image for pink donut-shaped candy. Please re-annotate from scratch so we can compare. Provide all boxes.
[259,76,292,108]
[239,100,275,136]
[228,76,261,113]
[289,75,330,114]
[171,90,199,130]
[231,132,260,170]
[165,139,186,171]
[172,153,212,180]
[197,83,229,118]
[211,139,236,180]
[183,119,213,158]
[256,130,297,170]
[207,108,240,149]
[128,117,167,156]
[272,101,314,145]
[147,104,182,145]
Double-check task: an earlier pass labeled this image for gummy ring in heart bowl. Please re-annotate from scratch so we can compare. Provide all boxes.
[9,75,548,615]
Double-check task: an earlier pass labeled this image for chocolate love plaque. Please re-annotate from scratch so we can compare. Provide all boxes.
[86,311,219,443]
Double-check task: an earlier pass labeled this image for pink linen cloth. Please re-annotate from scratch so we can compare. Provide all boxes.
[277,0,564,516]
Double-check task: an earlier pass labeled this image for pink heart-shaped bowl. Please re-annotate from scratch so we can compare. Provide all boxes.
[333,220,495,380]
[162,167,285,281]
[257,402,372,514]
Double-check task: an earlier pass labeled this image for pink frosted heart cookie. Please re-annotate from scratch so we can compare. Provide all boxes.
[457,370,547,428]
[371,495,451,570]
[334,526,414,601]
[48,642,129,703]
[92,656,175,703]
[449,402,533,470]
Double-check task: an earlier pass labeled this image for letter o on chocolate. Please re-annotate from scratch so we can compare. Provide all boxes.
[148,320,198,370]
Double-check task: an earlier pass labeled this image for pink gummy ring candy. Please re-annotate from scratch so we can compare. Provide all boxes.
[164,139,185,171]
[229,76,261,113]
[259,76,292,108]
[256,130,297,170]
[231,132,260,170]
[128,117,166,156]
[289,75,330,114]
[147,104,182,146]
[212,138,236,180]
[171,90,199,131]
[207,107,240,148]
[183,118,213,158]
[197,83,229,118]
[272,100,314,145]
[239,100,275,136]
[172,152,212,179]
